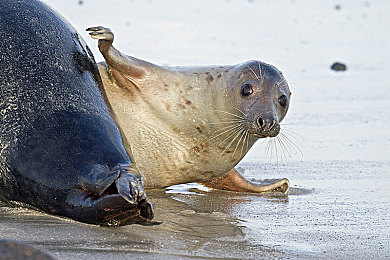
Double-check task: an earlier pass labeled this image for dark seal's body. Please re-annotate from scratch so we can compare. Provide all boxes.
[0,0,154,226]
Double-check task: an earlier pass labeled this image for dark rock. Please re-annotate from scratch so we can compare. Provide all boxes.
[0,240,54,260]
[331,62,347,71]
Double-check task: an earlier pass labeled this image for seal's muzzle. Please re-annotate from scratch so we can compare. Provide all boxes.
[256,116,280,137]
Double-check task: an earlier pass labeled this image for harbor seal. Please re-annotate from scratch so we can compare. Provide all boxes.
[87,27,291,193]
[0,0,154,226]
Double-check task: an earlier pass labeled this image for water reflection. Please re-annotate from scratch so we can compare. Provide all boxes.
[166,182,292,213]
[0,183,308,259]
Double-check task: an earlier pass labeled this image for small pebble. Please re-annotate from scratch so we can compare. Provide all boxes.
[330,62,347,71]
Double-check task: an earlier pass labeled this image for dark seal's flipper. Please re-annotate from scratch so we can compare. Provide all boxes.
[67,164,156,226]
[67,192,156,226]
[80,164,144,202]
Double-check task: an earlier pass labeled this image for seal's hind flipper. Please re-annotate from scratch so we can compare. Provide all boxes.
[201,168,290,194]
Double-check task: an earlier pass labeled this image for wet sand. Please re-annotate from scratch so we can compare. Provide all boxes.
[1,160,389,259]
[1,0,389,259]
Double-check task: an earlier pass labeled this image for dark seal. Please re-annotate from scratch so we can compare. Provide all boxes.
[0,0,154,226]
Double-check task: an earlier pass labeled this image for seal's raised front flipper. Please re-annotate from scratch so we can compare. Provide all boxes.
[87,26,149,80]
[201,168,290,194]
[66,164,157,226]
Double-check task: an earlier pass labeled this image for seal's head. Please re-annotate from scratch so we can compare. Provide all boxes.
[226,60,291,139]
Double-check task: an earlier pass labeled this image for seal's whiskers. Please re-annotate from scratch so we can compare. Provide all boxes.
[206,109,251,155]
[246,65,260,81]
[281,128,304,141]
[240,130,250,159]
[257,61,263,82]
[265,137,273,159]
[208,119,243,125]
[214,122,244,132]
[210,109,253,158]
[274,138,279,164]
[276,77,287,87]
[214,110,245,120]
[222,127,245,155]
[233,128,247,157]
[204,123,243,144]
[234,107,246,116]
[278,136,291,161]
[279,131,303,156]
[256,126,303,161]
[217,124,243,147]
[277,135,292,159]
[263,137,282,163]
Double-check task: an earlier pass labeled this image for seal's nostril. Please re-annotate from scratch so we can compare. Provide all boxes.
[270,120,276,129]
[257,117,265,128]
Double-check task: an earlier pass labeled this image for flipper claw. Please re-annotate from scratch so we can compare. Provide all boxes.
[115,166,146,204]
[66,164,154,226]
[86,26,114,41]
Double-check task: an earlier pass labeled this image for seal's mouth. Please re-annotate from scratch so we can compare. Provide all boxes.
[253,133,267,138]
[252,126,280,138]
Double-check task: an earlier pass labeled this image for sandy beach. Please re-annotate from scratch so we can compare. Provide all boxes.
[1,0,389,259]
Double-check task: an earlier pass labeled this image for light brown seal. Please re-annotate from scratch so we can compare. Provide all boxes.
[87,26,291,193]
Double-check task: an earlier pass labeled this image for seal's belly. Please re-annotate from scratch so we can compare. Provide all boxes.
[127,124,226,188]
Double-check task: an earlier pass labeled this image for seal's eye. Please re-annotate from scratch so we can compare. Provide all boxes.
[278,95,288,107]
[241,84,253,97]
